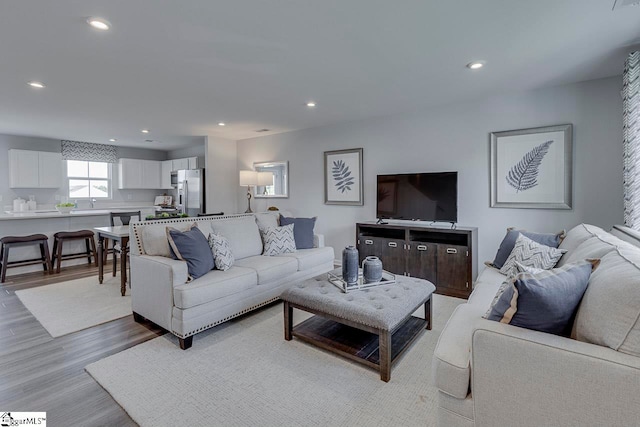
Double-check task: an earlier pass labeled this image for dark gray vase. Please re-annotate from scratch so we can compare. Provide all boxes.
[362,256,383,283]
[342,246,359,285]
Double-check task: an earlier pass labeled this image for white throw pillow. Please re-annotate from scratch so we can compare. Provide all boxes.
[208,233,234,271]
[499,233,566,276]
[261,224,297,256]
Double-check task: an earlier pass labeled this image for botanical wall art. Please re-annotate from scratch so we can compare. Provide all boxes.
[490,124,572,209]
[324,148,363,205]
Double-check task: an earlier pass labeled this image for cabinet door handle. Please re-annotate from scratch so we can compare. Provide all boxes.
[446,248,458,254]
[388,242,397,248]
[416,245,428,251]
[364,239,374,245]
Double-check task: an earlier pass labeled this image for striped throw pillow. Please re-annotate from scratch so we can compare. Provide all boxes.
[261,224,297,256]
[499,233,566,276]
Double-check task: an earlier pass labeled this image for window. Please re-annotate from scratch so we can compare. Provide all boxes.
[67,160,111,199]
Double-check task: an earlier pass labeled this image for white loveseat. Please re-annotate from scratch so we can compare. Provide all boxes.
[432,224,640,427]
[129,212,334,349]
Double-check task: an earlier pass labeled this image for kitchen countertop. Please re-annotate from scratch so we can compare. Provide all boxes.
[0,205,157,221]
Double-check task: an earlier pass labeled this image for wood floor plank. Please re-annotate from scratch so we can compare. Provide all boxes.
[0,264,163,426]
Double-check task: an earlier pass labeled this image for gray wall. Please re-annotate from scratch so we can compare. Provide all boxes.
[237,76,624,264]
[0,135,174,209]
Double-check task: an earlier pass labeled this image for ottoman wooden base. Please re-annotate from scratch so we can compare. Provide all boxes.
[283,293,432,382]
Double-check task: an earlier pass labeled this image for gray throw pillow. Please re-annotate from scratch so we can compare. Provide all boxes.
[166,224,215,280]
[485,259,599,336]
[279,215,316,249]
[208,233,234,271]
[261,224,297,256]
[492,228,565,269]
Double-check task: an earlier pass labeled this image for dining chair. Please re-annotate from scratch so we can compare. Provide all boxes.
[106,211,141,277]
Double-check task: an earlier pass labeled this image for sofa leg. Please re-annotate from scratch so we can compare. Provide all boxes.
[179,336,193,350]
[132,312,145,323]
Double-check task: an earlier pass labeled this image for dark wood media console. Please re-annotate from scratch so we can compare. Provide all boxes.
[356,222,478,298]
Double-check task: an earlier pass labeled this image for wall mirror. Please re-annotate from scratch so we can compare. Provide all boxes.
[254,161,289,198]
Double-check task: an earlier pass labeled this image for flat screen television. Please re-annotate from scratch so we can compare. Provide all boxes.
[376,172,458,222]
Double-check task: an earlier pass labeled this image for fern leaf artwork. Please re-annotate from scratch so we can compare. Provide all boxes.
[332,160,355,193]
[505,140,553,192]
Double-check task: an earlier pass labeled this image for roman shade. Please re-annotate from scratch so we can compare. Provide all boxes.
[61,140,117,163]
[623,51,640,229]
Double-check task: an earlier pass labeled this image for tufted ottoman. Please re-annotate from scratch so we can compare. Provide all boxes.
[280,271,435,381]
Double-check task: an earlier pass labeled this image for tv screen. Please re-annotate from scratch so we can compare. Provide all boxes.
[376,172,458,222]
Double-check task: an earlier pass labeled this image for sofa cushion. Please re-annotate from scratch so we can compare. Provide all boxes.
[575,247,640,356]
[276,247,334,271]
[492,228,565,269]
[432,303,487,399]
[557,224,608,265]
[261,224,297,256]
[208,233,234,271]
[255,212,280,231]
[467,267,505,309]
[141,221,193,257]
[560,233,624,266]
[499,234,565,276]
[234,255,298,284]
[173,266,258,309]
[486,260,598,336]
[279,215,316,249]
[210,216,263,260]
[166,224,215,280]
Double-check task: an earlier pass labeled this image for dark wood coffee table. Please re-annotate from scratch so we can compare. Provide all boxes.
[281,273,435,382]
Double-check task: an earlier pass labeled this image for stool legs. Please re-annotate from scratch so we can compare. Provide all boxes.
[39,241,52,273]
[1,244,8,283]
[52,234,98,273]
[0,238,52,283]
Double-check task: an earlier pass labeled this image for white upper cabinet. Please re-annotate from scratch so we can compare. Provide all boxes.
[161,160,173,189]
[172,158,189,171]
[9,149,62,188]
[187,157,198,169]
[118,158,162,189]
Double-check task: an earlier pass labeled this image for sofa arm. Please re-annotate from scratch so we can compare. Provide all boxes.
[471,319,640,427]
[130,254,189,332]
[314,233,325,248]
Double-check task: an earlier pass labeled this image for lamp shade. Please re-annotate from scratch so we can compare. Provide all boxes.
[257,171,273,186]
[239,170,258,186]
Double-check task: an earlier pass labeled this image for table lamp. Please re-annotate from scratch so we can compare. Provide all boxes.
[239,170,258,213]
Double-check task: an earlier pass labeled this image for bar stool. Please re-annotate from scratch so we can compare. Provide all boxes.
[51,230,98,273]
[0,234,52,283]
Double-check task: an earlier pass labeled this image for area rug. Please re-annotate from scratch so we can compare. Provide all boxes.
[15,275,131,337]
[86,294,463,427]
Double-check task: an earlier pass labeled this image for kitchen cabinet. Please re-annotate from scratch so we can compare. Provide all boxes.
[161,160,173,189]
[9,149,62,188]
[172,158,189,171]
[187,157,198,169]
[118,158,162,189]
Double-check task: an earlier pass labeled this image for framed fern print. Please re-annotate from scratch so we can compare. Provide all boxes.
[324,148,363,205]
[490,124,572,209]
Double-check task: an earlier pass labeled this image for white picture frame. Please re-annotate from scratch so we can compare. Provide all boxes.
[490,124,572,209]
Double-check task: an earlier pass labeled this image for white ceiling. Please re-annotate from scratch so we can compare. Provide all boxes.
[0,0,639,150]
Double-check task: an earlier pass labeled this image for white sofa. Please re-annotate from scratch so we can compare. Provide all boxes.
[432,224,640,427]
[129,212,334,349]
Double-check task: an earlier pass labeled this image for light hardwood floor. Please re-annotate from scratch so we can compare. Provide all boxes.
[0,264,164,426]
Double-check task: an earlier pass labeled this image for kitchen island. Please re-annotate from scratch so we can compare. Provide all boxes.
[0,206,157,278]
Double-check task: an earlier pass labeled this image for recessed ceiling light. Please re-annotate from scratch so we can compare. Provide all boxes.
[306,101,317,107]
[141,129,150,134]
[87,17,111,31]
[218,122,226,126]
[466,61,486,70]
[27,81,45,89]
[109,138,117,142]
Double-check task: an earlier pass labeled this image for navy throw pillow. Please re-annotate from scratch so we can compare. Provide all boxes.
[485,259,599,336]
[166,224,215,280]
[492,228,565,269]
[279,215,316,249]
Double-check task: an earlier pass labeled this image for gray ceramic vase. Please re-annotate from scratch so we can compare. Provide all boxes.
[342,246,359,285]
[362,256,383,284]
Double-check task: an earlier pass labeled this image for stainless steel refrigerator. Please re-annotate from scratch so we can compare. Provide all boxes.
[176,169,205,216]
